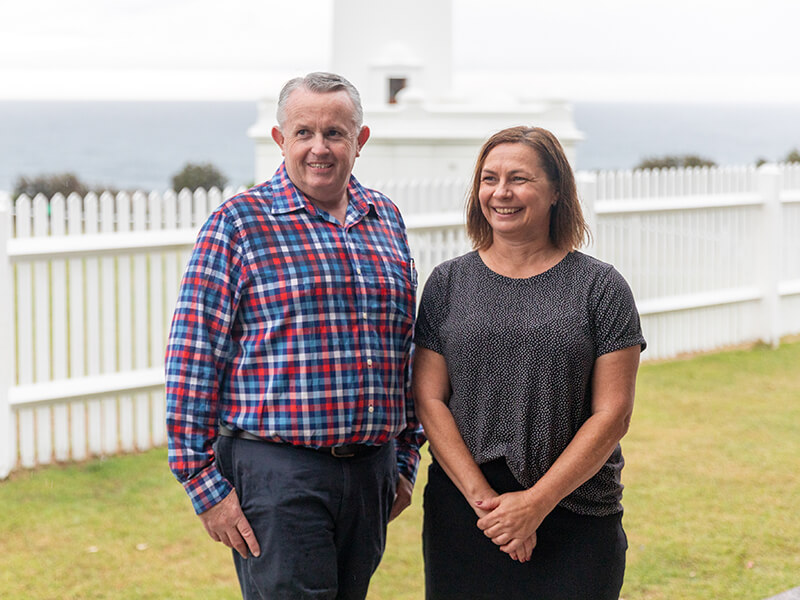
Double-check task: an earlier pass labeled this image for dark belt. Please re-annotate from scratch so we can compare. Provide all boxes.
[218,423,380,459]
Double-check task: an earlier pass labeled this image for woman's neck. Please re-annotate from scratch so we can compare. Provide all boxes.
[479,237,568,279]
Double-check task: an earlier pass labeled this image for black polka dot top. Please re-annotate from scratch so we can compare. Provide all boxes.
[414,250,646,516]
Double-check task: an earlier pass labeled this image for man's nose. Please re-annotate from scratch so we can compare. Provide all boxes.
[310,133,329,154]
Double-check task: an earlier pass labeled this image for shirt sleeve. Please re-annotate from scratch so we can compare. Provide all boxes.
[394,344,425,484]
[165,209,244,514]
[392,226,425,485]
[591,266,647,357]
[413,265,446,355]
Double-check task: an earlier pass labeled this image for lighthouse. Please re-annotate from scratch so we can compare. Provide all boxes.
[248,0,582,188]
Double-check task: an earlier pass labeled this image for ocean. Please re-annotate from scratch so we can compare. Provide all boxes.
[1,100,800,193]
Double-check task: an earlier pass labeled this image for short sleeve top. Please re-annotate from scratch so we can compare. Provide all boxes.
[414,250,646,516]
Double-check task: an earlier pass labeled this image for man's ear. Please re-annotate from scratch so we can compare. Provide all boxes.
[355,126,370,157]
[271,126,285,155]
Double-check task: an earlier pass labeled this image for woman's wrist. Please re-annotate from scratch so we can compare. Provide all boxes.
[467,483,497,505]
[522,485,557,522]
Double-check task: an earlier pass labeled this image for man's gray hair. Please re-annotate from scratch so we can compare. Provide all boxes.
[276,72,364,130]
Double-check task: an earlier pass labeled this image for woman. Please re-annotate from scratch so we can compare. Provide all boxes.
[413,126,646,600]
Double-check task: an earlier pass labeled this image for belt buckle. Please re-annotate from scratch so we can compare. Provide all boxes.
[330,445,356,458]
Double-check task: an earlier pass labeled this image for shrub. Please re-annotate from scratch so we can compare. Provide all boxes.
[12,172,90,201]
[785,148,800,163]
[635,154,717,170]
[171,162,228,192]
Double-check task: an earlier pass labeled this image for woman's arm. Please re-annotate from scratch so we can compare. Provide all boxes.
[413,347,497,509]
[414,345,537,562]
[476,345,641,555]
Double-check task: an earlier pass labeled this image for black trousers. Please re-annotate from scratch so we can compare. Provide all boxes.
[423,457,627,600]
[215,436,397,600]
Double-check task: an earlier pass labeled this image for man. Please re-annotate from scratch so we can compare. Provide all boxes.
[165,72,423,600]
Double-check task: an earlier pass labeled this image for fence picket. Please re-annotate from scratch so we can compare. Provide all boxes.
[100,192,118,454]
[33,195,53,465]
[177,189,194,277]
[0,193,16,477]
[163,190,179,337]
[133,192,150,450]
[116,192,135,452]
[50,195,70,462]
[84,194,103,456]
[148,192,167,445]
[68,193,87,461]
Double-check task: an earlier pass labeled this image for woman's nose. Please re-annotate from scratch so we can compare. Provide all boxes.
[493,182,511,198]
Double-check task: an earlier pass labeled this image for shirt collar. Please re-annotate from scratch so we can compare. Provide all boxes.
[268,162,384,222]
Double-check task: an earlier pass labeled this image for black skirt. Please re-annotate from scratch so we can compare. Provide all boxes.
[422,457,627,600]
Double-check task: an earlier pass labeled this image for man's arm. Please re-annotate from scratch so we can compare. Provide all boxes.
[165,210,243,514]
[165,210,261,557]
[389,344,425,521]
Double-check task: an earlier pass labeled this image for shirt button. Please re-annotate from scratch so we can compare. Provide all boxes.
[356,268,362,275]
[368,406,374,413]
[367,359,373,367]
[362,312,368,320]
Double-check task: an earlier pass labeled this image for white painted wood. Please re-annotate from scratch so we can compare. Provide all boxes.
[116,193,134,452]
[7,229,198,261]
[148,192,167,445]
[133,192,150,450]
[759,165,782,348]
[193,188,208,228]
[177,189,194,287]
[67,193,87,461]
[2,169,800,476]
[84,194,103,456]
[9,369,164,407]
[0,194,16,477]
[100,192,118,454]
[50,195,70,462]
[33,195,52,465]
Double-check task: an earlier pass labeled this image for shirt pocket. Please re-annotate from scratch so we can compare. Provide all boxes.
[363,254,417,322]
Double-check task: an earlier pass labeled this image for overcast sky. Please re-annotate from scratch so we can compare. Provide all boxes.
[2,0,799,103]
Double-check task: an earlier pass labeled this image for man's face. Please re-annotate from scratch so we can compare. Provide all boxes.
[272,88,369,213]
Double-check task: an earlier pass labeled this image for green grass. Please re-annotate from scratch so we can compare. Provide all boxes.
[1,341,799,599]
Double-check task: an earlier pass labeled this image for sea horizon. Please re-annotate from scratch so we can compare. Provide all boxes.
[1,99,799,194]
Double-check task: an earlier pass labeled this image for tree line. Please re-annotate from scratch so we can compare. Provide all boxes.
[634,148,800,170]
[10,162,229,201]
[10,150,800,200]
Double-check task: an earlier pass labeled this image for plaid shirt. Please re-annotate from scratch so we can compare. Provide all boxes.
[166,163,423,514]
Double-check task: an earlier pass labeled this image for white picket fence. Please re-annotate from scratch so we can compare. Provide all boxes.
[1,163,799,476]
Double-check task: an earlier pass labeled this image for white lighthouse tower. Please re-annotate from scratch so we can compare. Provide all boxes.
[248,0,582,187]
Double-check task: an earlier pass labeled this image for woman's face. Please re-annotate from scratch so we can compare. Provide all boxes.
[478,143,557,244]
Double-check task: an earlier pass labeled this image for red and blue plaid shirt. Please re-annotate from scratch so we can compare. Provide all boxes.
[166,163,423,514]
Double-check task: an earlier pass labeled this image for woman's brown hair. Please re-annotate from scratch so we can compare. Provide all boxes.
[465,126,589,251]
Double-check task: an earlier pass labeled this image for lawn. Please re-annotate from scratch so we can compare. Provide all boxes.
[1,341,798,599]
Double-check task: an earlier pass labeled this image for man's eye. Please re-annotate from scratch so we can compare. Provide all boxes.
[296,129,310,136]
[327,130,342,137]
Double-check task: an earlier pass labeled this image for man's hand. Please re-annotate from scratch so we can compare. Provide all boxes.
[389,474,414,521]
[198,489,260,558]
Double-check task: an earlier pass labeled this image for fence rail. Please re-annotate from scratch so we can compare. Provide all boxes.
[2,162,799,476]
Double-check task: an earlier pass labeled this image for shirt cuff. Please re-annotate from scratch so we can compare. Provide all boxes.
[183,462,234,515]
[395,441,422,485]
